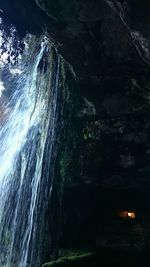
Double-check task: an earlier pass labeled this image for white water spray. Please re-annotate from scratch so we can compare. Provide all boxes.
[0,36,61,267]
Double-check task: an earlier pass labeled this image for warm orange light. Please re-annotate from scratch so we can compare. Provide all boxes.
[117,210,136,219]
[127,212,136,219]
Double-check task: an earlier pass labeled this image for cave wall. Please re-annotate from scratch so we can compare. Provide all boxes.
[1,0,150,252]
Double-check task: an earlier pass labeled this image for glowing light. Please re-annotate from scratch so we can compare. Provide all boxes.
[117,210,136,220]
[127,212,136,219]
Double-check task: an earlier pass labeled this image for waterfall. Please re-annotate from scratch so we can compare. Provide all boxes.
[0,35,63,267]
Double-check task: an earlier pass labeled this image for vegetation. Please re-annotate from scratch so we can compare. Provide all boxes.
[42,248,150,267]
[42,252,95,267]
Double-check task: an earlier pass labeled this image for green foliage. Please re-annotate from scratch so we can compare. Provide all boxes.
[2,228,12,247]
[59,58,70,104]
[83,127,91,140]
[42,252,95,267]
[59,150,71,178]
[82,122,101,141]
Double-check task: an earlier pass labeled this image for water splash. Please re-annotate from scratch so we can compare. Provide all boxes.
[0,36,62,267]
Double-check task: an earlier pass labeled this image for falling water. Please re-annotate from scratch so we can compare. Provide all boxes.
[0,35,63,267]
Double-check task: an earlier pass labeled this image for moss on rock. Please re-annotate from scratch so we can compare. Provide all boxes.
[42,248,150,267]
[42,252,95,267]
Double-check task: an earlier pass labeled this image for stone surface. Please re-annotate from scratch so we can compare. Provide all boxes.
[1,0,150,255]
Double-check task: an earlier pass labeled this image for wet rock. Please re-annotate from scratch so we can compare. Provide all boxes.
[75,97,96,117]
[120,154,135,168]
[2,0,150,260]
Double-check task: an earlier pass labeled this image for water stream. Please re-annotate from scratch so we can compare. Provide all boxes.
[0,35,62,267]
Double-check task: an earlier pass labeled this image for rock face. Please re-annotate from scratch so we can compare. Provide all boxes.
[1,0,150,255]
